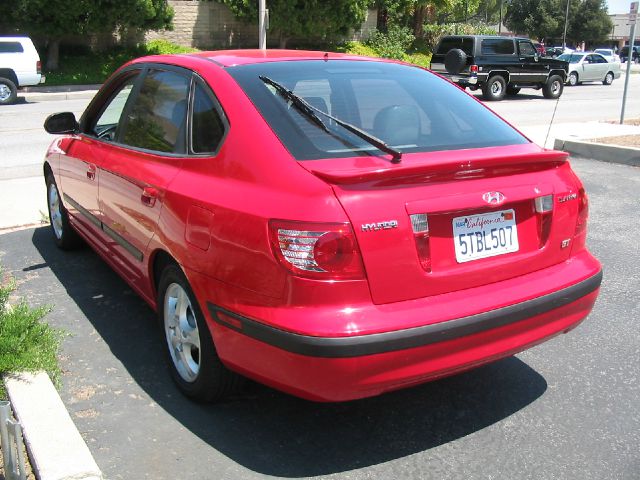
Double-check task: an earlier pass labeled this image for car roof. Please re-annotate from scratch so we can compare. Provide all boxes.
[0,36,33,41]
[185,49,380,67]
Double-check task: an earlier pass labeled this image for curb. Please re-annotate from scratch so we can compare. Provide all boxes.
[554,138,640,167]
[5,372,103,480]
[20,90,99,103]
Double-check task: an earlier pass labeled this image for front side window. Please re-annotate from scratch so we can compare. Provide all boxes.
[120,69,190,154]
[518,41,537,57]
[228,60,528,161]
[91,74,139,141]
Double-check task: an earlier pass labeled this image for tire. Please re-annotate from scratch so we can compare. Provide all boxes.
[158,263,242,402]
[603,72,614,85]
[506,86,521,96]
[45,174,82,250]
[568,72,579,86]
[0,77,17,105]
[444,48,467,75]
[543,75,564,99]
[481,75,507,101]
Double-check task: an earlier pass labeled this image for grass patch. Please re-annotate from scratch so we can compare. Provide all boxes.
[0,271,61,399]
[44,40,199,86]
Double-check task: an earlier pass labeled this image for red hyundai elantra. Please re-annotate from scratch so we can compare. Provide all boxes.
[43,50,601,402]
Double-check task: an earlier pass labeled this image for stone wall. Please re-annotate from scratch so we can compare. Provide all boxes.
[145,0,377,49]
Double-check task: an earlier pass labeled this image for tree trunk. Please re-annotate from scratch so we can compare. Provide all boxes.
[46,39,60,72]
[377,8,388,33]
[278,32,288,49]
[413,6,428,38]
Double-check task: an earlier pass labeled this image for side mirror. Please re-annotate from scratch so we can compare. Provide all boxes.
[44,112,79,134]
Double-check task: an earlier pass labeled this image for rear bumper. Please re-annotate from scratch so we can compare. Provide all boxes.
[208,271,600,359]
[201,258,601,401]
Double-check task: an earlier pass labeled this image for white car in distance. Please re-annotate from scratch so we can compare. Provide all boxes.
[0,36,45,105]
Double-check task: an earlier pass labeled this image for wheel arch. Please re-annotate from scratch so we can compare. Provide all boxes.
[549,69,567,81]
[0,69,19,86]
[150,249,181,304]
[486,70,510,83]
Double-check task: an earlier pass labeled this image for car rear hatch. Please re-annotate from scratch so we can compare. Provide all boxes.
[301,144,581,305]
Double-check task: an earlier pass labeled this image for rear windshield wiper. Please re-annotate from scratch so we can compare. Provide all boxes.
[259,76,402,163]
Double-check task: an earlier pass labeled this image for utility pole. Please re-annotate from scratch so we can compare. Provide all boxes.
[259,0,267,50]
[499,0,503,34]
[621,1,638,124]
[562,0,570,50]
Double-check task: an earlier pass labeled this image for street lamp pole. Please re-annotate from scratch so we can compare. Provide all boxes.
[499,0,503,34]
[562,0,570,49]
[259,0,267,50]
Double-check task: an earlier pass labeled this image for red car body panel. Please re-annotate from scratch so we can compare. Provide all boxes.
[44,50,602,402]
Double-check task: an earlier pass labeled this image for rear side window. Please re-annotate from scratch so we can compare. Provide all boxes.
[228,60,528,161]
[436,37,474,56]
[0,42,24,53]
[191,81,227,154]
[121,69,190,154]
[481,39,515,55]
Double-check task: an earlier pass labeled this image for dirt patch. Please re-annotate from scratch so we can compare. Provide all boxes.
[591,135,640,147]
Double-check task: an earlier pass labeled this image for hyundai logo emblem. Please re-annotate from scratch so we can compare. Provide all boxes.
[482,191,505,205]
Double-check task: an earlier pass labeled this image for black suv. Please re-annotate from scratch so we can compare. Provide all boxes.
[430,35,569,101]
[620,46,639,63]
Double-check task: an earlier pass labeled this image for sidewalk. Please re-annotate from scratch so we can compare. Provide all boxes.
[21,84,101,102]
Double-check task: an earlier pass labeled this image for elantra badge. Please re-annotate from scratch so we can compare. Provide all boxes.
[482,191,505,206]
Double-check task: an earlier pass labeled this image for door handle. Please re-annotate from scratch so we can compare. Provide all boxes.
[141,187,158,207]
[86,164,96,180]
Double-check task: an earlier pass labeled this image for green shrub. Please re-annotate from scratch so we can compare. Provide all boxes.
[338,41,379,57]
[45,40,199,86]
[0,271,61,399]
[366,26,416,60]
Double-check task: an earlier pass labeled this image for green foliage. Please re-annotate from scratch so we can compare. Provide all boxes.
[366,26,416,59]
[220,0,370,45]
[0,272,61,399]
[505,0,612,44]
[5,0,173,37]
[340,40,432,67]
[45,41,198,86]
[422,22,497,52]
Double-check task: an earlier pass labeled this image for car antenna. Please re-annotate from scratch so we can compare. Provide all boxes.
[544,90,562,149]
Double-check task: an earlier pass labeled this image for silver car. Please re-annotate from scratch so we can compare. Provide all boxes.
[559,52,621,86]
[594,48,621,63]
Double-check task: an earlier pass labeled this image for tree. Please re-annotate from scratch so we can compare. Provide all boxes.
[220,0,370,48]
[504,0,612,45]
[4,0,173,70]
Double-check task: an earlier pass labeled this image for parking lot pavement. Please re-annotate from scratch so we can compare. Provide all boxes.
[0,154,638,480]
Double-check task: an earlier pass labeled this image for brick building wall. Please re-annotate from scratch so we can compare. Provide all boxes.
[145,0,377,49]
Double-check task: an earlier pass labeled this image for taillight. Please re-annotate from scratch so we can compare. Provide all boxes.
[470,64,479,74]
[268,220,364,280]
[36,60,41,74]
[535,194,553,248]
[410,213,431,272]
[574,188,589,237]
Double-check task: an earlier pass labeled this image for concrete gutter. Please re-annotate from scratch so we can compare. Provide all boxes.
[20,84,101,102]
[5,372,103,480]
[554,138,640,167]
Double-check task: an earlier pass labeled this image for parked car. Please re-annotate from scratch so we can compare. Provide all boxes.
[43,50,602,403]
[558,52,621,86]
[545,46,573,58]
[620,45,640,63]
[0,36,44,105]
[594,48,621,63]
[430,35,568,101]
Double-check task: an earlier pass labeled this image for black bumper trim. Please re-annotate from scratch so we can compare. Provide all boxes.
[207,270,602,358]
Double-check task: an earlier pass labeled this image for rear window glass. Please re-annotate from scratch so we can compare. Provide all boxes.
[0,42,24,53]
[481,39,514,55]
[436,37,474,56]
[228,60,528,161]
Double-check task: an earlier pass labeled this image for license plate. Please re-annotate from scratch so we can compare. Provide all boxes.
[453,209,519,263]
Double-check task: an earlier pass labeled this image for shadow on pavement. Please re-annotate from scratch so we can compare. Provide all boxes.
[20,226,547,477]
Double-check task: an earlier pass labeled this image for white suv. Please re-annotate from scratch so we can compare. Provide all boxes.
[0,36,45,105]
